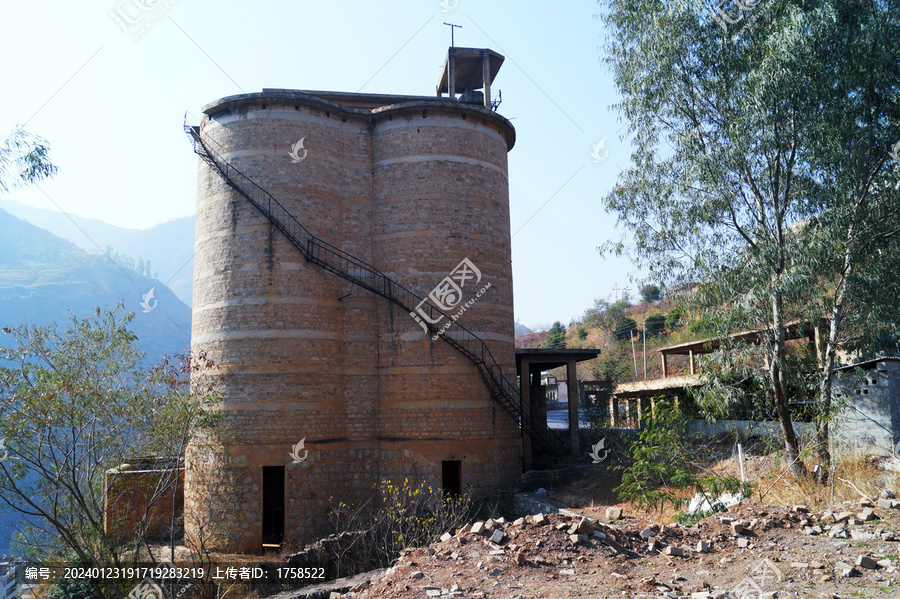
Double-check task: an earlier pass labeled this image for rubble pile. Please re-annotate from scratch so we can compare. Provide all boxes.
[309,491,900,599]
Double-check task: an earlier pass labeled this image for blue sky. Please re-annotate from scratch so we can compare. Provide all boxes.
[0,0,642,330]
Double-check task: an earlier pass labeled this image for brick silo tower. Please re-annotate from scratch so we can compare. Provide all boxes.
[184,48,537,553]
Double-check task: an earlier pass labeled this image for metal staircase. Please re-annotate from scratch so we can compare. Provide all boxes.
[184,117,566,456]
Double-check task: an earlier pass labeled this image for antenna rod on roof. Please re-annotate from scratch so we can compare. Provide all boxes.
[443,22,461,47]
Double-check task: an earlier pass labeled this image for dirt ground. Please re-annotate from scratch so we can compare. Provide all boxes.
[318,445,900,599]
[338,497,900,599]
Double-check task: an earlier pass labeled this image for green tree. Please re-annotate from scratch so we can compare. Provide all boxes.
[1,125,57,192]
[545,321,567,349]
[644,314,666,337]
[598,0,900,476]
[583,298,631,332]
[639,284,661,303]
[614,317,638,341]
[665,307,682,331]
[0,306,221,597]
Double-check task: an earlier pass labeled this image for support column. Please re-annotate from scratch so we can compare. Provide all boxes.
[482,51,491,108]
[520,357,532,471]
[567,359,579,455]
[661,353,668,378]
[610,395,619,428]
[689,350,696,375]
[448,49,455,99]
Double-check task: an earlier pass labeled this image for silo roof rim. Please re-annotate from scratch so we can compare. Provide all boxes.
[200,89,515,150]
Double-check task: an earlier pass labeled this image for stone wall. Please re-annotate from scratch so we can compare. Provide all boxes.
[831,358,900,458]
[104,464,184,543]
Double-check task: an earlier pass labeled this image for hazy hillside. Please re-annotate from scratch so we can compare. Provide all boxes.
[514,321,534,337]
[0,208,192,363]
[0,199,194,306]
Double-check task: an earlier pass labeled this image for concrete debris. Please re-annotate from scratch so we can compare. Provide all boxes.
[685,492,743,516]
[856,555,880,570]
[849,529,876,541]
[576,517,594,535]
[605,507,622,521]
[857,507,876,521]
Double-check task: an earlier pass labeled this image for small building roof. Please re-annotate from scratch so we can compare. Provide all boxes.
[436,48,505,95]
[515,348,601,371]
[614,375,702,398]
[658,320,811,356]
[833,357,900,372]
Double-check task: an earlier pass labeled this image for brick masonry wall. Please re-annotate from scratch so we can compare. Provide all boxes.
[185,92,520,552]
[831,360,900,458]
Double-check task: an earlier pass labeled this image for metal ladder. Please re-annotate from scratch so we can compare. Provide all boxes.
[184,118,566,456]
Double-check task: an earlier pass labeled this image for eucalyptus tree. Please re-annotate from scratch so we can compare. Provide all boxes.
[597,0,900,476]
[0,307,220,597]
[0,125,56,191]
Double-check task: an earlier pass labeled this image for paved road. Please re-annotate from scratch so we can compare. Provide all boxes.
[546,408,588,430]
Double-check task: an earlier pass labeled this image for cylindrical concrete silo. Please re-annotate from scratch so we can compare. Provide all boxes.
[370,101,520,497]
[186,70,518,553]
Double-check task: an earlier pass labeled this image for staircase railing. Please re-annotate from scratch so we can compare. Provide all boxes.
[184,115,566,456]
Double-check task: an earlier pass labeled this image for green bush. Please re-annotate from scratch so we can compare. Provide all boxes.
[645,314,666,337]
[665,307,682,330]
[615,399,750,513]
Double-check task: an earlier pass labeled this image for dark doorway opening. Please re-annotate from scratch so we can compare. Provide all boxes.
[262,466,285,546]
[441,460,462,497]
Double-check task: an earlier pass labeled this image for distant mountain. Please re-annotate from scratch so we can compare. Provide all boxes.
[0,208,192,557]
[515,321,533,337]
[0,208,191,363]
[515,331,548,349]
[0,199,194,306]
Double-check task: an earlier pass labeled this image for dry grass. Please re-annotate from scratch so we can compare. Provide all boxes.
[706,443,900,511]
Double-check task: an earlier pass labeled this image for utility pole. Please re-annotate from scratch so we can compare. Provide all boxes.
[443,22,462,47]
[643,318,647,380]
[630,330,638,377]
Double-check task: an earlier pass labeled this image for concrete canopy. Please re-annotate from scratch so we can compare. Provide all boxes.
[436,47,504,95]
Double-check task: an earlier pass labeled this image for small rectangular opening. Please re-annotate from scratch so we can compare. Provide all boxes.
[441,460,462,497]
[262,466,285,546]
